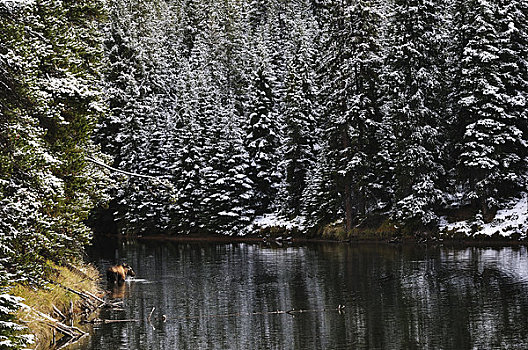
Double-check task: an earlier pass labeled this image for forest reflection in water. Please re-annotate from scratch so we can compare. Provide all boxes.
[84,239,528,349]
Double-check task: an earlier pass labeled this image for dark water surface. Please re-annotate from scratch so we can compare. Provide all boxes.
[81,238,528,349]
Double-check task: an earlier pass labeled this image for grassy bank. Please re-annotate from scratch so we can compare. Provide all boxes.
[12,261,103,349]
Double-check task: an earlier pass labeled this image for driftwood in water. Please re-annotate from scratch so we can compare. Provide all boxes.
[88,305,347,326]
[83,307,155,326]
[175,305,346,320]
[84,318,139,324]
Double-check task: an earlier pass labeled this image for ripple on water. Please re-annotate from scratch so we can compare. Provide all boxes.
[84,239,528,350]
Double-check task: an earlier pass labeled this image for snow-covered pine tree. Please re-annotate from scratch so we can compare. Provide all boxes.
[179,0,208,57]
[97,0,144,163]
[243,66,282,216]
[279,4,319,217]
[249,0,269,28]
[100,0,151,233]
[0,0,52,280]
[495,0,528,195]
[382,0,448,228]
[170,90,205,233]
[183,2,255,234]
[301,149,341,231]
[451,0,528,217]
[32,0,108,253]
[1,0,107,274]
[98,0,182,235]
[281,57,317,217]
[313,0,384,232]
[0,270,33,350]
[343,0,386,219]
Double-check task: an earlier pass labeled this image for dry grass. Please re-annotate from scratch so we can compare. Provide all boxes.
[12,261,102,348]
[321,221,348,240]
[318,217,400,241]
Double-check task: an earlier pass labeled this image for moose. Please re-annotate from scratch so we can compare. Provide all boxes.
[106,263,136,284]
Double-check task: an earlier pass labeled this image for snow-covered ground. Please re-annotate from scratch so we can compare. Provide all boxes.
[439,193,528,238]
[251,214,306,233]
[251,194,528,239]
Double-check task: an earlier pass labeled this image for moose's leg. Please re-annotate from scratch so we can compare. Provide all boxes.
[106,270,117,283]
[117,271,126,284]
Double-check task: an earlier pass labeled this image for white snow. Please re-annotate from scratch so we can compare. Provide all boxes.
[1,0,34,8]
[252,213,306,232]
[439,193,528,238]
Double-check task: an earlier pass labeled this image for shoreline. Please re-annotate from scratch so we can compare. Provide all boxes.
[95,232,528,247]
[12,261,103,350]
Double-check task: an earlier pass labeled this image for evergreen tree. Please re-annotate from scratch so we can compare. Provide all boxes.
[1,0,107,276]
[279,8,319,217]
[495,0,528,193]
[249,0,269,27]
[451,0,528,217]
[382,0,448,228]
[244,68,282,216]
[301,150,341,230]
[0,278,33,349]
[187,4,255,233]
[170,95,205,233]
[98,0,182,234]
[281,57,317,216]
[315,0,383,232]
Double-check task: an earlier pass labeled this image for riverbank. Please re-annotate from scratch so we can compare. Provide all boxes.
[11,261,103,349]
[100,227,528,247]
[96,209,528,246]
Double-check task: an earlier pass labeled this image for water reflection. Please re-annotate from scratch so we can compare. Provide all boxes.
[84,240,528,349]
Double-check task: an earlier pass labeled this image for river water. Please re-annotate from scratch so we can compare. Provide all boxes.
[82,238,528,349]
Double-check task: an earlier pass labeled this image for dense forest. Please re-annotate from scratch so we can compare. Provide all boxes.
[95,0,528,237]
[0,0,107,347]
[0,0,527,347]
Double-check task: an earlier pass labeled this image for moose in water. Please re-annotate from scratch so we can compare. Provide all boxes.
[106,263,136,284]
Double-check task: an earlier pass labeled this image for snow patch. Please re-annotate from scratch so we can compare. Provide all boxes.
[439,193,528,238]
[1,0,35,9]
[252,213,306,232]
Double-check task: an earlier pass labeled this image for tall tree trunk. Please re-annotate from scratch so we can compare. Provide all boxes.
[342,129,353,233]
[344,183,353,233]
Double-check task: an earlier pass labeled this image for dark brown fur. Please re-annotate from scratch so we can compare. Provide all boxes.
[106,263,135,284]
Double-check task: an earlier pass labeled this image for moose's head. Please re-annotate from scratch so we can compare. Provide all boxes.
[122,263,136,277]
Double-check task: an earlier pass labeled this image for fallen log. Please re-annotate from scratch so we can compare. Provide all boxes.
[83,290,105,303]
[50,281,123,309]
[20,303,86,339]
[64,262,96,282]
[86,305,347,326]
[84,318,140,325]
[52,305,66,321]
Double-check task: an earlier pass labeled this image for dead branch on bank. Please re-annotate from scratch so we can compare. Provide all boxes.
[52,305,66,321]
[63,262,96,282]
[22,281,127,348]
[50,281,123,309]
[20,303,87,341]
